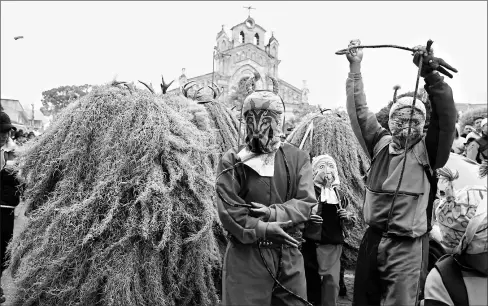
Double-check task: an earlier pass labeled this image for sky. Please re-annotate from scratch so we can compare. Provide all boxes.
[1,1,487,113]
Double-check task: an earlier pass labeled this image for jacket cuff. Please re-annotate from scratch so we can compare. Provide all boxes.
[424,72,443,86]
[348,72,362,80]
[267,207,277,222]
[255,220,268,239]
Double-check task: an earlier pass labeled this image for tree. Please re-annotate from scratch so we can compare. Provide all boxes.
[459,106,487,133]
[226,77,249,110]
[41,84,92,116]
[287,103,320,128]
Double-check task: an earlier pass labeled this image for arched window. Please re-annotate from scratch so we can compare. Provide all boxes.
[254,33,259,45]
[221,40,226,50]
[240,31,245,43]
[272,46,277,57]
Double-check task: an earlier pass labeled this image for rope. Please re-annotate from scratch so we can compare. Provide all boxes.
[335,44,416,55]
[386,55,424,232]
[257,243,313,306]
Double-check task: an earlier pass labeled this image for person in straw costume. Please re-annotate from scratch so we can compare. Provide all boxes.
[7,82,224,306]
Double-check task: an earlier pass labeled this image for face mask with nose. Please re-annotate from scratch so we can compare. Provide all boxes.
[245,108,281,154]
[312,155,340,204]
[388,97,426,151]
[242,88,285,154]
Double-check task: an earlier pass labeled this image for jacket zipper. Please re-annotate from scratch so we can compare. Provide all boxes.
[366,187,423,197]
[367,187,421,233]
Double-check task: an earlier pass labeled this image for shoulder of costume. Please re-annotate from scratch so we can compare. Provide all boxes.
[280,142,309,162]
[222,145,247,163]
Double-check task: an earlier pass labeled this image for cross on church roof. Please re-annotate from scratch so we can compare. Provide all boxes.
[243,5,256,17]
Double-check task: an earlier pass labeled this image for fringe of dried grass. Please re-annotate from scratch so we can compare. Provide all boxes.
[8,84,221,306]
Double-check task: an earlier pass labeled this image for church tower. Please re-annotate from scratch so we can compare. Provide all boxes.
[172,9,309,119]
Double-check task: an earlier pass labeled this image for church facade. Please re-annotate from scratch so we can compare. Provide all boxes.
[169,15,310,118]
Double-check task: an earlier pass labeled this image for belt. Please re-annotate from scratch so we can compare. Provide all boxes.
[369,226,420,240]
[229,231,305,249]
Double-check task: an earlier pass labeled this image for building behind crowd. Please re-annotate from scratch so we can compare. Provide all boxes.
[455,103,487,114]
[1,98,47,133]
[168,14,310,120]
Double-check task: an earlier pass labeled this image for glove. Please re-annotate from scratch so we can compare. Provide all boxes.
[265,220,299,248]
[249,202,271,221]
[412,41,458,78]
[338,209,350,221]
[310,214,323,224]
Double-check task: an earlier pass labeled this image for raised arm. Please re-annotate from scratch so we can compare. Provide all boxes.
[423,73,457,168]
[411,45,458,169]
[345,40,388,158]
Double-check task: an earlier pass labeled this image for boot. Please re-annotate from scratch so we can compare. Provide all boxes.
[339,266,347,297]
[0,286,5,303]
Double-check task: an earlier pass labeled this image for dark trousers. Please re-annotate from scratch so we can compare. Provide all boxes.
[302,240,321,305]
[1,207,15,273]
[353,227,429,306]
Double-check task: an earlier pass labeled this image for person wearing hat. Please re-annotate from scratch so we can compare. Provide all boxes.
[421,166,487,306]
[451,124,466,155]
[0,111,21,304]
[344,40,457,306]
[302,154,356,306]
[466,117,487,163]
[215,74,316,306]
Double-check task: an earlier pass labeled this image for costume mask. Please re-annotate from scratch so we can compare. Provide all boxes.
[312,154,340,204]
[436,184,487,256]
[242,75,284,154]
[388,97,426,151]
[245,107,281,153]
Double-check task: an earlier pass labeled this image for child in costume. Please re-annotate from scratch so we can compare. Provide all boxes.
[302,154,356,306]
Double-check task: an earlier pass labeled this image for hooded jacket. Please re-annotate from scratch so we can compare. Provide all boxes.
[346,72,456,238]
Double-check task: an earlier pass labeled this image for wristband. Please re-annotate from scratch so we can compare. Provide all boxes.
[264,222,270,240]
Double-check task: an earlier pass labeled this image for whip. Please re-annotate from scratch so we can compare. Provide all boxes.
[336,44,416,55]
[217,77,312,304]
[336,39,456,234]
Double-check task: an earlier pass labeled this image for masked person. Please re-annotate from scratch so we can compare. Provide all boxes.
[1,112,21,304]
[216,74,316,306]
[421,166,487,306]
[302,154,356,306]
[344,40,457,306]
[466,118,487,163]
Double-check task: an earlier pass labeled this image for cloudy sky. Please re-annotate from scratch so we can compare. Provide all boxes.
[1,1,486,113]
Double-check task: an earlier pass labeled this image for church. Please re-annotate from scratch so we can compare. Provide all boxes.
[169,13,310,118]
